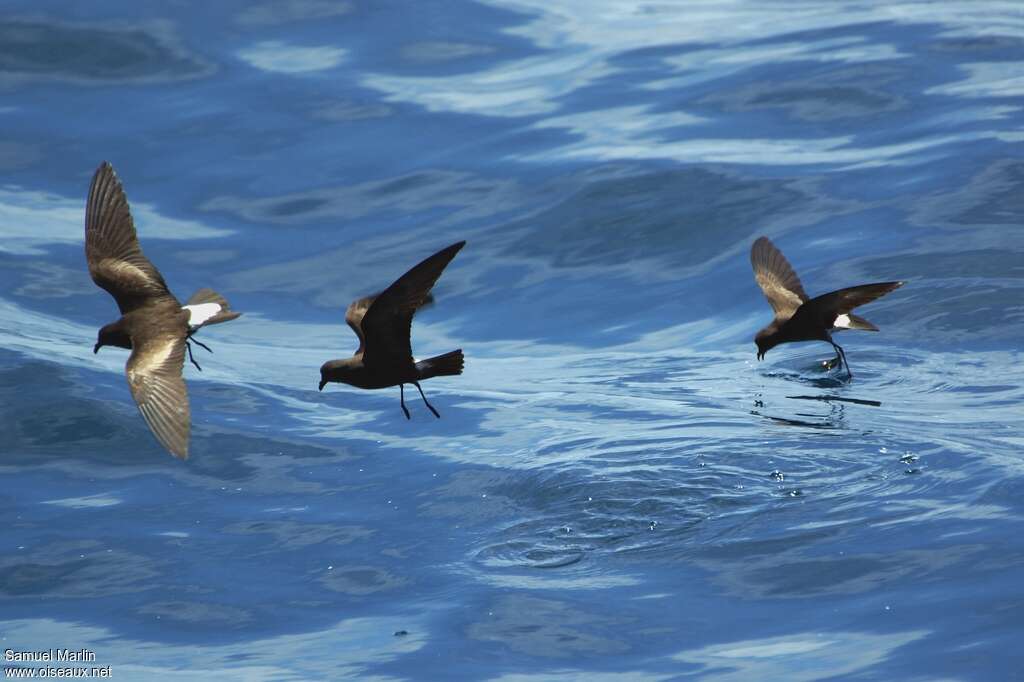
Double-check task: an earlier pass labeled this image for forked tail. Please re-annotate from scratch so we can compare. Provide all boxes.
[416,349,464,379]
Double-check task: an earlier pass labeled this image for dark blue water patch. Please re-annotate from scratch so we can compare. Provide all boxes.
[497,166,817,268]
[1,382,492,651]
[0,141,41,171]
[231,0,356,28]
[929,34,1024,58]
[316,0,544,76]
[200,168,523,229]
[910,157,1024,229]
[0,17,214,86]
[699,63,908,123]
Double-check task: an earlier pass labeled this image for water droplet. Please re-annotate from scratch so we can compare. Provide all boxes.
[561,526,573,534]
[787,490,803,497]
[879,447,889,454]
[769,470,784,482]
[648,521,658,531]
[904,468,920,475]
[899,453,918,464]
[327,565,333,570]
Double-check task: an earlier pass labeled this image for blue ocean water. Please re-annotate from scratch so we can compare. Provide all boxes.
[1,1,1023,679]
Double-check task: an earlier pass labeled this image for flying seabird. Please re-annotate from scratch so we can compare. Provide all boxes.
[319,241,465,418]
[751,236,903,377]
[86,161,241,459]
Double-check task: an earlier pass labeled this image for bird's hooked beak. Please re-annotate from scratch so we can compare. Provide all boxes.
[756,348,765,361]
[318,378,327,391]
[93,343,101,354]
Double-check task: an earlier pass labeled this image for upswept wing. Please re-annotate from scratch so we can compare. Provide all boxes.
[85,162,174,313]
[751,236,809,320]
[345,291,436,354]
[361,241,465,366]
[345,293,377,355]
[126,333,190,459]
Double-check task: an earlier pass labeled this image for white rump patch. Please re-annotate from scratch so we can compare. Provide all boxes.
[183,302,222,327]
[834,314,853,329]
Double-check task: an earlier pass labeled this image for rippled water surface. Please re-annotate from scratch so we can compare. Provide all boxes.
[2,1,1023,679]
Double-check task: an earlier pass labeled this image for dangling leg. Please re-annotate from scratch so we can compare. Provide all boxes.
[413,381,441,419]
[830,341,852,378]
[184,333,213,372]
[185,341,203,372]
[399,384,411,420]
[188,335,212,354]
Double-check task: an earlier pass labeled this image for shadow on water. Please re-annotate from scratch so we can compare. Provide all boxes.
[787,394,882,407]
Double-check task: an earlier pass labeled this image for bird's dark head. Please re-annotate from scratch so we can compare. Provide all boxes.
[95,322,131,354]
[319,359,355,391]
[754,328,778,361]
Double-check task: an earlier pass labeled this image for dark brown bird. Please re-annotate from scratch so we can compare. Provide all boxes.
[86,161,241,459]
[751,236,903,377]
[319,241,465,418]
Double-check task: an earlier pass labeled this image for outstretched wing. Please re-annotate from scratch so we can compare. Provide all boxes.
[361,241,465,367]
[345,291,436,354]
[126,333,190,460]
[85,161,175,314]
[793,281,904,330]
[751,236,809,320]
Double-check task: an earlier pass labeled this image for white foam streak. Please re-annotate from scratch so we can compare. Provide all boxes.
[0,187,231,256]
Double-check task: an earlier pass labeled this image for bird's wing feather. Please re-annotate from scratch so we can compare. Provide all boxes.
[751,236,809,320]
[795,281,904,329]
[345,293,377,355]
[361,241,465,367]
[126,333,190,459]
[85,162,175,313]
[345,290,436,355]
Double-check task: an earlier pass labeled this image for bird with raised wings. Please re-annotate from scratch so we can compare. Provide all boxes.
[86,161,241,459]
[751,236,903,377]
[319,241,465,418]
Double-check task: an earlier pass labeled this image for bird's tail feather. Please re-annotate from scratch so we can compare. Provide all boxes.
[416,349,464,379]
[185,288,242,328]
[842,313,879,331]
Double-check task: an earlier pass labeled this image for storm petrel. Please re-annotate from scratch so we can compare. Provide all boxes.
[319,241,465,418]
[751,236,903,377]
[86,161,241,459]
